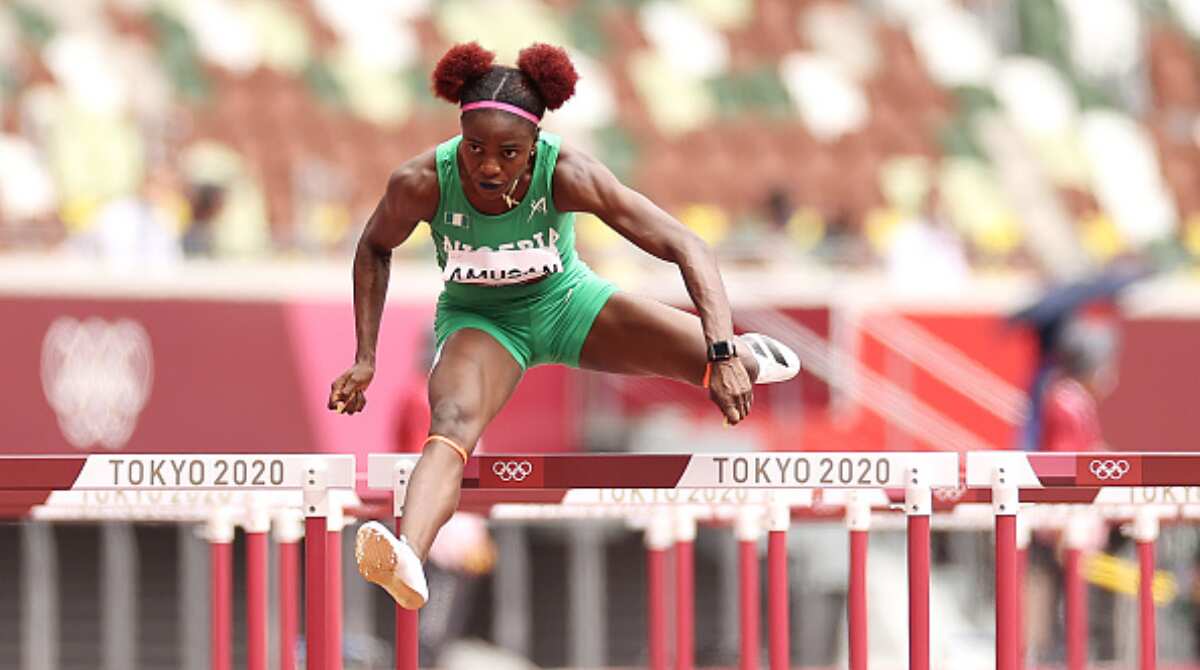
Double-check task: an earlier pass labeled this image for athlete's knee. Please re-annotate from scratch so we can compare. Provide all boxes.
[428,398,482,448]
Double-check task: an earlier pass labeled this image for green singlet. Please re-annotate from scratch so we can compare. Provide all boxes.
[427,132,616,370]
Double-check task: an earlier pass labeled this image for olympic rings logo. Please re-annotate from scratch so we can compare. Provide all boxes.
[1088,459,1131,481]
[492,460,534,482]
[934,486,965,502]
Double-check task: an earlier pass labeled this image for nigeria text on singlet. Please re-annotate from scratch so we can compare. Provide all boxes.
[428,132,583,302]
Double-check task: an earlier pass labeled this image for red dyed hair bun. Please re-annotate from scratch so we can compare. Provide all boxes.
[432,42,495,103]
[517,43,579,110]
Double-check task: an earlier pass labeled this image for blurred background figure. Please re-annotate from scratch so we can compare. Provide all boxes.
[1009,263,1146,452]
[1040,316,1120,452]
[0,0,1193,274]
[73,164,185,272]
[181,181,226,258]
[885,185,969,291]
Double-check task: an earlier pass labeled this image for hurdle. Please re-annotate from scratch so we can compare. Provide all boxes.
[966,451,1200,670]
[368,451,958,670]
[0,454,357,670]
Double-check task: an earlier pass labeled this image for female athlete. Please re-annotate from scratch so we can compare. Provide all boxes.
[327,42,800,609]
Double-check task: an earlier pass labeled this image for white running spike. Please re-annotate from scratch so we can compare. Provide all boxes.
[356,521,429,609]
[742,332,800,384]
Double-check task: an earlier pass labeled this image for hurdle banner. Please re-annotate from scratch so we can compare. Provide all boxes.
[965,452,1200,488]
[0,454,357,491]
[369,452,959,491]
[370,452,956,670]
[0,454,356,670]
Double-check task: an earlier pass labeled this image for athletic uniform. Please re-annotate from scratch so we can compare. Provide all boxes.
[428,132,615,369]
[359,132,802,613]
[355,47,805,615]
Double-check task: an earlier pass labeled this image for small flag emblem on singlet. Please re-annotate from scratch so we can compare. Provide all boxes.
[445,212,469,229]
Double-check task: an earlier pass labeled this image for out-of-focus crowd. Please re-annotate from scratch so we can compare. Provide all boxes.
[0,0,1198,285]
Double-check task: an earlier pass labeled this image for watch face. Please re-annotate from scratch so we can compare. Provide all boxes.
[709,341,735,361]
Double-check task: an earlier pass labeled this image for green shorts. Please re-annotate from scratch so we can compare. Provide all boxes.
[434,264,617,370]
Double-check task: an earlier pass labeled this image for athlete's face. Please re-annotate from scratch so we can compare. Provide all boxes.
[459,110,538,205]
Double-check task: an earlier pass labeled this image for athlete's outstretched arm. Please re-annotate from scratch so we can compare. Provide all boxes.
[552,144,752,419]
[328,151,440,415]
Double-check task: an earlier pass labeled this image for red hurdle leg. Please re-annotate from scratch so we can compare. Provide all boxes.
[328,504,344,670]
[209,509,235,670]
[674,510,695,670]
[306,515,328,670]
[647,511,672,670]
[395,515,419,670]
[1016,513,1030,670]
[736,507,761,670]
[766,503,789,670]
[993,467,1019,670]
[393,457,421,670]
[305,462,330,670]
[245,500,270,670]
[1134,509,1159,670]
[275,510,303,670]
[1064,514,1092,670]
[846,492,870,670]
[906,468,931,670]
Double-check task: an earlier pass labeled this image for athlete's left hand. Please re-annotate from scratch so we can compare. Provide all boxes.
[328,362,375,415]
[708,359,753,425]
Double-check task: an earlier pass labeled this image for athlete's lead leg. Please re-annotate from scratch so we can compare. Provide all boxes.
[357,329,522,609]
[579,292,798,390]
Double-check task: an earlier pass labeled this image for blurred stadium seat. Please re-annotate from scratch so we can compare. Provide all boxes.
[0,0,1196,277]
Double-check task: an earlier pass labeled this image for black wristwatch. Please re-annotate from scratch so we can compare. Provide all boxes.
[707,340,737,362]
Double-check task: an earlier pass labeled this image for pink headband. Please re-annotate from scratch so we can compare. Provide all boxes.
[460,101,541,125]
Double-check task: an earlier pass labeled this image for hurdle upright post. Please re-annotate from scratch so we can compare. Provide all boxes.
[1063,512,1093,670]
[1133,507,1160,670]
[674,508,696,670]
[846,491,870,670]
[245,496,270,670]
[273,508,304,670]
[208,507,236,670]
[327,501,345,670]
[646,509,673,670]
[993,466,1019,670]
[1016,511,1030,670]
[736,505,762,670]
[766,501,790,670]
[304,459,330,670]
[906,466,931,670]
[393,460,419,670]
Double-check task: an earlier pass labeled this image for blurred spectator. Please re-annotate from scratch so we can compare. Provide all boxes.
[0,0,1194,281]
[885,186,969,291]
[181,182,226,258]
[812,208,871,267]
[76,164,184,272]
[1010,264,1146,451]
[1025,315,1121,663]
[1040,317,1119,452]
[0,132,61,249]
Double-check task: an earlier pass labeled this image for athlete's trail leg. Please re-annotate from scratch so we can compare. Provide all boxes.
[401,329,522,559]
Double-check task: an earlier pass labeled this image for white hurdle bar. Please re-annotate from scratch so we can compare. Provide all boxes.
[1,454,356,670]
[369,451,958,670]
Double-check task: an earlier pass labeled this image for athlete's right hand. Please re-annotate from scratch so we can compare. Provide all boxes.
[708,359,753,425]
[328,362,375,415]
